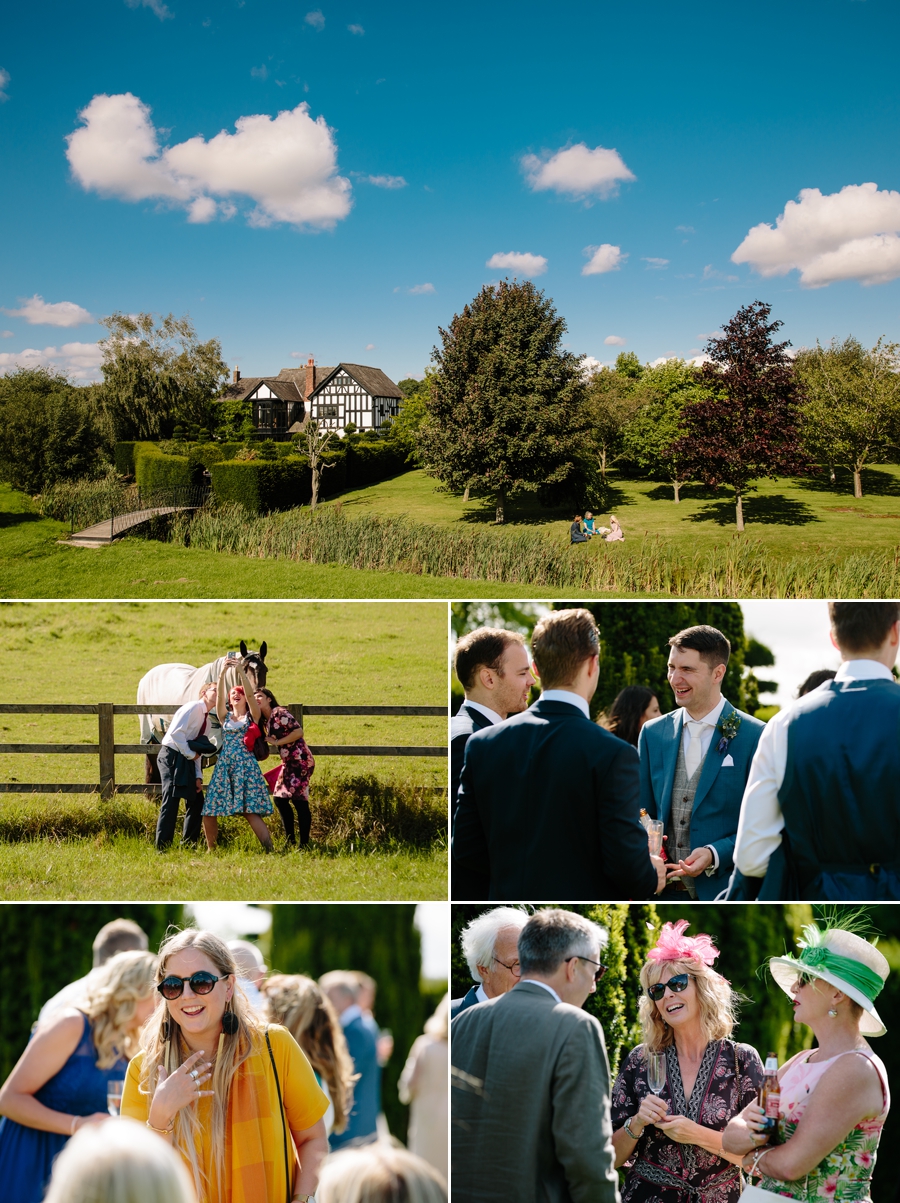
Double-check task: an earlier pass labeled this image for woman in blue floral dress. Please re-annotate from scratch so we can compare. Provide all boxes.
[203,660,274,852]
[724,922,890,1203]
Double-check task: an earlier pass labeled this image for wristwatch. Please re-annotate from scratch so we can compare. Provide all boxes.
[623,1117,643,1139]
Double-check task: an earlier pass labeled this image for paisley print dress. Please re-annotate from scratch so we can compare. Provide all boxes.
[611,1040,765,1203]
[758,1049,888,1202]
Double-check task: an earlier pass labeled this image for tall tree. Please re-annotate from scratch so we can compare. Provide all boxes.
[622,359,716,502]
[670,302,809,531]
[583,367,647,483]
[419,280,588,523]
[388,373,432,465]
[99,312,228,441]
[0,366,104,492]
[795,336,900,499]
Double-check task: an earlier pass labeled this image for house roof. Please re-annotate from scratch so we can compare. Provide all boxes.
[276,366,335,397]
[219,376,305,403]
[311,363,404,400]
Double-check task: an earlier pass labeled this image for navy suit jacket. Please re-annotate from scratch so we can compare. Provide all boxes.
[638,700,764,900]
[453,696,660,900]
[329,1014,380,1148]
[450,985,481,1020]
[451,703,496,901]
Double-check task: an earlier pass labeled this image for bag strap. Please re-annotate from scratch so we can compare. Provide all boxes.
[265,1027,292,1203]
[731,1041,744,1191]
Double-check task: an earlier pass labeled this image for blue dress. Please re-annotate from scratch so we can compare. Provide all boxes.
[0,1012,128,1203]
[203,713,273,816]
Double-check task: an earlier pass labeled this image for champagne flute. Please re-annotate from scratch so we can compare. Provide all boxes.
[107,1079,124,1116]
[647,1052,666,1097]
[647,820,664,858]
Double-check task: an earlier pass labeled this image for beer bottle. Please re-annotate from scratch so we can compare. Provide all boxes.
[759,1052,780,1140]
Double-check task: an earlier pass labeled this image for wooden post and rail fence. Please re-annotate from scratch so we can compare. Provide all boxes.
[0,703,447,798]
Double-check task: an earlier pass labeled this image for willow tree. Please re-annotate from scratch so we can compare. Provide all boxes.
[420,280,588,523]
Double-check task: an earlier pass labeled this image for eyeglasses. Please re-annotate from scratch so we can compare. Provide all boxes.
[796,973,815,988]
[157,972,227,1000]
[647,973,690,1001]
[565,955,607,982]
[493,956,521,977]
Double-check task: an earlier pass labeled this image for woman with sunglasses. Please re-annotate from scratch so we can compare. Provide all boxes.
[202,662,274,853]
[610,920,765,1203]
[723,921,890,1201]
[0,951,158,1203]
[121,929,330,1203]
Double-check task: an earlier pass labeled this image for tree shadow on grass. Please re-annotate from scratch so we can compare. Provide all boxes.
[643,482,722,504]
[687,495,820,527]
[459,481,636,526]
[0,511,43,529]
[793,467,900,498]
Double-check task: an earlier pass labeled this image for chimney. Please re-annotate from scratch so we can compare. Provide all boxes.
[305,354,315,400]
[232,366,241,384]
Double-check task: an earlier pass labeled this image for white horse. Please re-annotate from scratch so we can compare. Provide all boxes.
[137,641,268,777]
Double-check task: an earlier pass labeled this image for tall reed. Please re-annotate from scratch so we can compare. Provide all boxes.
[166,503,900,598]
[36,475,138,528]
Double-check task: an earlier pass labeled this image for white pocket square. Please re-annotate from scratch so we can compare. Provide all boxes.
[722,754,735,767]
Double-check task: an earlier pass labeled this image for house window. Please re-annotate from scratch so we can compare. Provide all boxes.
[320,405,339,418]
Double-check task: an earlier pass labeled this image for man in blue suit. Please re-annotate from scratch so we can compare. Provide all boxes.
[639,624,764,900]
[321,972,380,1148]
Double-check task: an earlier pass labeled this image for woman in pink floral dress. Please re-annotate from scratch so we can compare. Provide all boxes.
[254,689,316,847]
[724,922,889,1203]
[611,921,765,1203]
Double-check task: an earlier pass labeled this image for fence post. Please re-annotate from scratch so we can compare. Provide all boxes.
[98,703,115,799]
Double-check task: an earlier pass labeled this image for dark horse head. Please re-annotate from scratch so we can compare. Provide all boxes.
[239,640,268,689]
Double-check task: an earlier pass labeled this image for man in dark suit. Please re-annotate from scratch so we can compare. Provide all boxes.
[451,627,535,899]
[639,624,764,900]
[733,601,900,900]
[452,908,619,1203]
[453,608,664,900]
[320,972,380,1148]
[451,906,529,1019]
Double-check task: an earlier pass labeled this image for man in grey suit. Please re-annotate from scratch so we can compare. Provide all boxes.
[450,906,529,1019]
[451,908,619,1203]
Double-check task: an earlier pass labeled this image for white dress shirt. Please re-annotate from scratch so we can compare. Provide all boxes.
[339,1003,363,1028]
[518,979,562,1003]
[160,699,208,760]
[538,689,591,719]
[475,983,488,1003]
[734,660,895,877]
[463,699,503,725]
[675,695,727,872]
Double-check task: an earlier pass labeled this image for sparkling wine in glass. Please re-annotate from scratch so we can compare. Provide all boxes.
[107,1080,124,1116]
[647,1052,666,1096]
[647,820,664,858]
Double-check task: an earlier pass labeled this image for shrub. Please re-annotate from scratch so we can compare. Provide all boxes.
[133,441,194,490]
[36,473,137,527]
[209,451,348,512]
[114,442,137,476]
[345,441,407,488]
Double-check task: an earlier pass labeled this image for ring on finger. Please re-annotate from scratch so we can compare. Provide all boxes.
[189,1069,200,1081]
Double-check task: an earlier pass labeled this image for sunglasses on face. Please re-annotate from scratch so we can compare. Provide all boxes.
[647,973,690,1001]
[157,971,226,1000]
[796,973,815,988]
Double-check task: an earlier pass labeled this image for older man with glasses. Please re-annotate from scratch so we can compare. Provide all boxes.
[451,908,619,1203]
[451,907,530,1019]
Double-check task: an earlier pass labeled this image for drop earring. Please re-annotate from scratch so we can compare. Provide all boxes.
[161,1020,170,1041]
[222,1001,239,1035]
[828,1009,838,1018]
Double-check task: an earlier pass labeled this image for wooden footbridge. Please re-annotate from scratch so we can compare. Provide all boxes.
[68,485,209,546]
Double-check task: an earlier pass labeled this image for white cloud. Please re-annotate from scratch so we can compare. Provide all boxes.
[642,257,669,269]
[686,353,713,367]
[521,142,635,201]
[604,335,626,346]
[66,93,352,230]
[582,244,626,275]
[486,251,548,278]
[676,225,695,234]
[1,330,12,338]
[0,341,104,379]
[732,182,900,287]
[361,174,407,189]
[580,356,607,376]
[2,295,93,327]
[305,10,325,30]
[348,24,365,35]
[0,68,9,102]
[408,283,435,294]
[124,0,173,20]
[702,264,738,282]
[365,343,375,350]
[250,64,268,81]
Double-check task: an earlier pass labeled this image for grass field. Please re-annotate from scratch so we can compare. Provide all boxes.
[0,602,447,899]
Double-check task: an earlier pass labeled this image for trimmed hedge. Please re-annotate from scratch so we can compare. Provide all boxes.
[133,442,194,490]
[210,450,348,513]
[345,440,407,487]
[114,442,137,476]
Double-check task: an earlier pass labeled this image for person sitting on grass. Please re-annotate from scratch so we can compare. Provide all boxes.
[603,515,625,542]
[583,511,597,536]
[570,514,589,544]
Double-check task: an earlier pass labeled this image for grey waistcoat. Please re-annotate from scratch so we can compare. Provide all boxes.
[668,739,707,898]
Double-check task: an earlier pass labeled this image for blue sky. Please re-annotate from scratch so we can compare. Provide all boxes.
[1,0,899,383]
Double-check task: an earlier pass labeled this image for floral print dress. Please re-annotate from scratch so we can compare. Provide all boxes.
[266,707,315,801]
[759,1049,888,1202]
[203,713,273,816]
[611,1041,765,1203]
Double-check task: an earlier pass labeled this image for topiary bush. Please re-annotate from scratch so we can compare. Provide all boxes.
[133,442,195,490]
[210,450,348,512]
[114,442,137,477]
[345,440,407,488]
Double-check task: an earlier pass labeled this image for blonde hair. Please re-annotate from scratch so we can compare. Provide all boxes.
[82,950,157,1070]
[263,973,356,1133]
[639,958,737,1053]
[43,1117,197,1203]
[138,929,261,1200]
[318,1146,447,1203]
[424,995,449,1042]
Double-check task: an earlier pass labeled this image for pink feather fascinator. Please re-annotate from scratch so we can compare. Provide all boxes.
[648,919,719,966]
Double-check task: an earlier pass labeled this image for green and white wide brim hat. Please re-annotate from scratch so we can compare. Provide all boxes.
[769,926,889,1037]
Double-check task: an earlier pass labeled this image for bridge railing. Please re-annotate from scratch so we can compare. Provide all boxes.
[0,702,447,798]
[109,485,211,539]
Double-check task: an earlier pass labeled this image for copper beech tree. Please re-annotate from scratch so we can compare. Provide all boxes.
[671,301,809,531]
